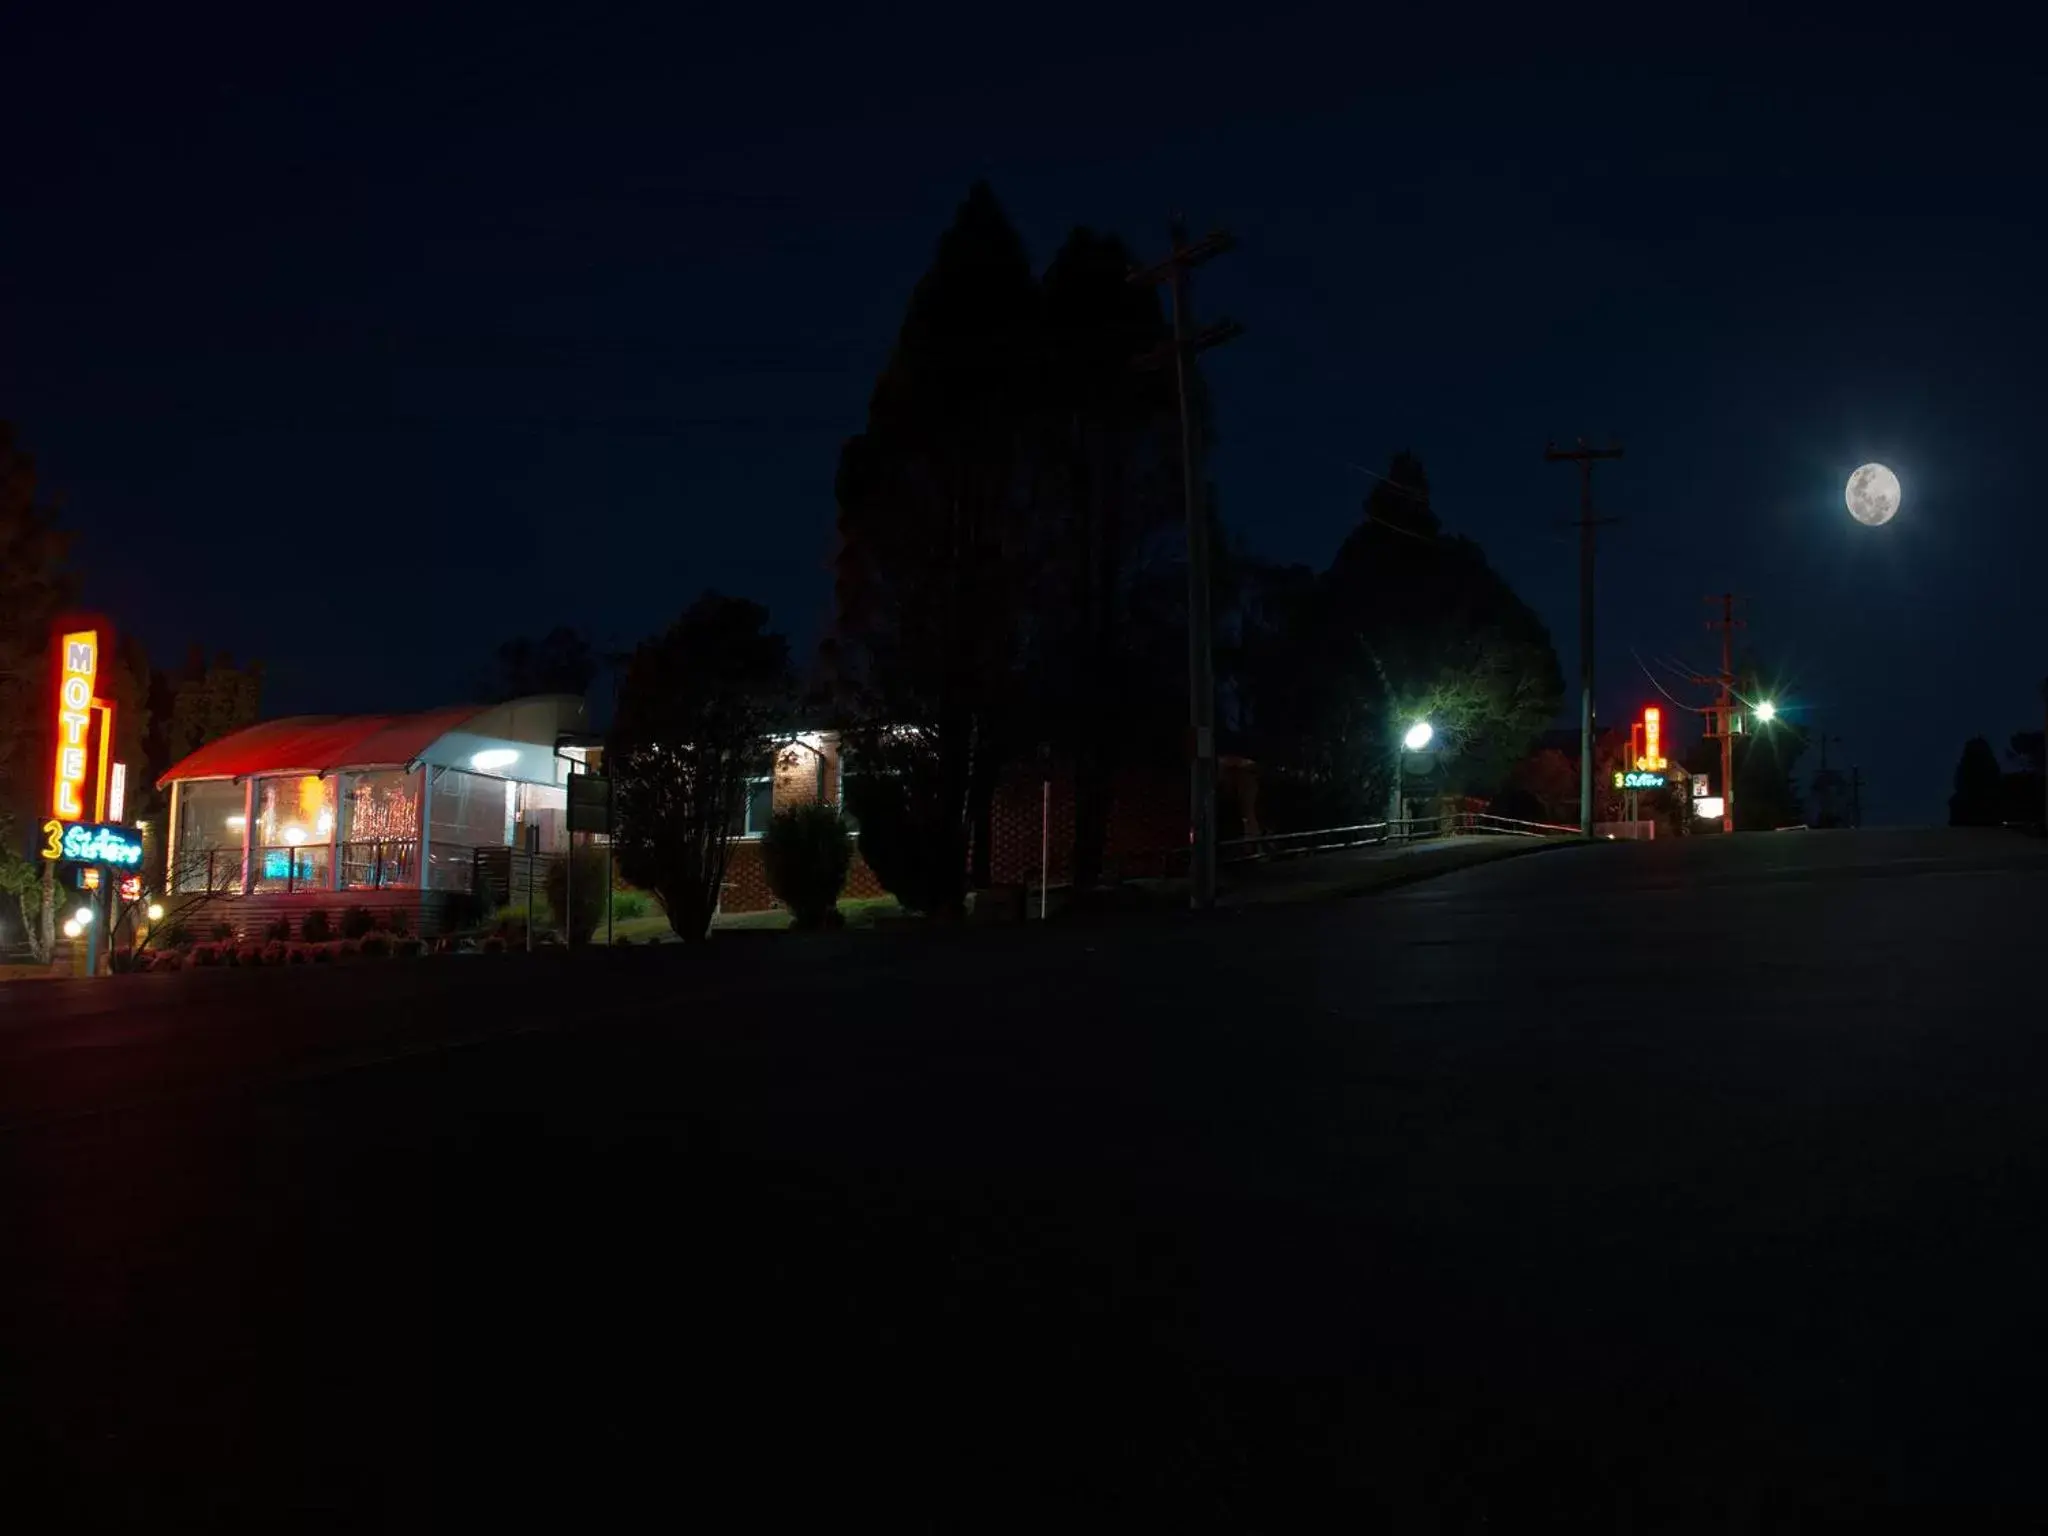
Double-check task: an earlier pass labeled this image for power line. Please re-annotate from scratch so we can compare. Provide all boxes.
[1631,650,1714,714]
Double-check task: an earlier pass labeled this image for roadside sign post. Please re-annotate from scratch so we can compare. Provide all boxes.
[565,771,613,948]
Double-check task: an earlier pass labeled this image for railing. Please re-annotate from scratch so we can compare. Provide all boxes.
[1218,818,1394,864]
[170,847,247,896]
[1213,809,1579,867]
[342,838,420,889]
[251,844,332,893]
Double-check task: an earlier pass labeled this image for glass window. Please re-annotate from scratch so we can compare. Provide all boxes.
[172,780,245,892]
[515,781,568,852]
[343,769,421,888]
[427,767,512,889]
[728,776,774,838]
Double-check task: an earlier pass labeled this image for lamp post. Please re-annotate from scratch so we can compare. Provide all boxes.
[1392,720,1433,838]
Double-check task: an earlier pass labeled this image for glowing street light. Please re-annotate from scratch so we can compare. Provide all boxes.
[62,919,81,939]
[1754,700,1776,724]
[146,902,165,922]
[1403,720,1435,752]
[73,905,95,926]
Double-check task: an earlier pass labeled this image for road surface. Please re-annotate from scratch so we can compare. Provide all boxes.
[3,828,2045,1529]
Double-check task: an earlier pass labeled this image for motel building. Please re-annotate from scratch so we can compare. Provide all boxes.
[156,696,1195,934]
[156,695,594,934]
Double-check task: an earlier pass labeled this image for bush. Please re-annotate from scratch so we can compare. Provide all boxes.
[360,932,392,959]
[237,944,264,967]
[166,922,192,949]
[301,908,334,944]
[261,942,286,966]
[150,952,182,973]
[544,847,610,946]
[266,915,292,942]
[841,774,959,916]
[760,803,853,929]
[610,887,650,922]
[341,905,377,940]
[339,938,363,960]
[188,943,220,967]
[385,906,411,936]
[211,921,235,943]
[392,935,423,958]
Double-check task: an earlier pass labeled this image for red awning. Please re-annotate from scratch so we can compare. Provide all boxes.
[157,705,487,786]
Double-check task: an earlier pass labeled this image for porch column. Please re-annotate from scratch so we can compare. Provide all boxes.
[164,781,181,894]
[330,773,348,890]
[239,779,257,895]
[417,767,433,889]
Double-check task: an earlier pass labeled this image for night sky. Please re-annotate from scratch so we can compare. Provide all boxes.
[8,7,2042,822]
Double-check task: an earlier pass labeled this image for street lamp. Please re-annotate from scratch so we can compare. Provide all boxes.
[146,902,165,922]
[1392,719,1434,836]
[73,905,94,926]
[1754,699,1776,724]
[62,919,81,939]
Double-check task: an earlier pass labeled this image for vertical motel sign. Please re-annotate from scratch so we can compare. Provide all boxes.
[41,625,120,861]
[1636,706,1666,772]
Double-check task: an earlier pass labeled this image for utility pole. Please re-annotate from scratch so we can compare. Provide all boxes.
[1702,593,1744,834]
[1544,440,1624,837]
[1133,220,1242,910]
[1851,765,1863,829]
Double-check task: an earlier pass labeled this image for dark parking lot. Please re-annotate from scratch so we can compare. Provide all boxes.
[4,828,2047,1529]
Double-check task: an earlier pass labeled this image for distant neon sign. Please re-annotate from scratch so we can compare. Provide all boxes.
[55,821,144,869]
[1643,707,1662,769]
[1613,770,1667,790]
[51,629,98,821]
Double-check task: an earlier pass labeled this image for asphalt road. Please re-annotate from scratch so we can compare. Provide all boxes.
[4,828,2047,1530]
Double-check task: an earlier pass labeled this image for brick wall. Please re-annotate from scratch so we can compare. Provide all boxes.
[985,766,1188,886]
[718,837,883,915]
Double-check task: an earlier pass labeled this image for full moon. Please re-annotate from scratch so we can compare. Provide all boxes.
[1846,463,1901,526]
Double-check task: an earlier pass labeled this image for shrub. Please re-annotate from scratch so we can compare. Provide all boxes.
[610,888,650,922]
[211,921,235,943]
[385,906,411,936]
[841,774,958,917]
[360,932,392,958]
[341,905,377,940]
[261,942,286,966]
[392,935,423,958]
[544,847,610,946]
[300,908,334,943]
[339,938,363,959]
[150,952,182,973]
[287,945,311,966]
[760,803,853,929]
[237,944,264,967]
[265,916,292,942]
[188,943,219,967]
[166,921,192,949]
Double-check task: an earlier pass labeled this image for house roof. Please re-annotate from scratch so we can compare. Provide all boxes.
[157,705,490,785]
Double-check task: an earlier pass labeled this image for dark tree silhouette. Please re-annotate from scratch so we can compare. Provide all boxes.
[831,182,1042,912]
[0,424,75,959]
[491,627,595,701]
[1947,736,2003,826]
[1034,227,1181,889]
[1230,453,1563,829]
[608,595,792,941]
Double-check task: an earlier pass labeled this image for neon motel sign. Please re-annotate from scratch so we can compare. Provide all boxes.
[52,629,99,821]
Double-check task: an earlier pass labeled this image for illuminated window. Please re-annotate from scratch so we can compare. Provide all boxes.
[731,776,775,838]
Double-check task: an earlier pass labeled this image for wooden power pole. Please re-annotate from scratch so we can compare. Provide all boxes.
[1544,441,1624,837]
[1132,220,1241,910]
[1702,593,1744,833]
